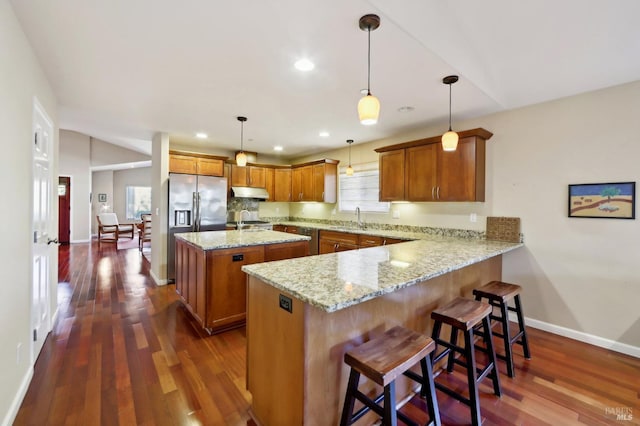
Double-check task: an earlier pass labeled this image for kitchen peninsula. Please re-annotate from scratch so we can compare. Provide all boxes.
[242,235,523,425]
[174,230,310,334]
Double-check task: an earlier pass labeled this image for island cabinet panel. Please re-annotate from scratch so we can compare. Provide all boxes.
[247,255,503,425]
[175,239,207,325]
[264,240,309,261]
[273,168,292,201]
[205,246,264,332]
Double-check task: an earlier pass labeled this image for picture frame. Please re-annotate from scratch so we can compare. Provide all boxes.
[568,182,635,219]
[98,193,107,203]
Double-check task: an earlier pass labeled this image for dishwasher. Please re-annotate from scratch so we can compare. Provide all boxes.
[297,227,319,255]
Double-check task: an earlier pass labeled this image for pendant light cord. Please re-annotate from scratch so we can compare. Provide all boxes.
[367,27,371,95]
[448,83,453,131]
[240,121,244,151]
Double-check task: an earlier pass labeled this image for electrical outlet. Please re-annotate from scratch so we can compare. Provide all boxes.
[279,294,292,313]
[16,342,22,365]
[470,213,477,223]
[392,209,400,219]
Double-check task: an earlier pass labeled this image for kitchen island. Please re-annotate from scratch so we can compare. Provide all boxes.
[174,230,310,334]
[242,236,523,425]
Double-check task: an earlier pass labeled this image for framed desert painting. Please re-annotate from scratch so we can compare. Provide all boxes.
[568,182,635,219]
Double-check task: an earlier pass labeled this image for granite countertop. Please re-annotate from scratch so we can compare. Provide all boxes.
[175,229,310,250]
[276,220,442,241]
[242,236,523,313]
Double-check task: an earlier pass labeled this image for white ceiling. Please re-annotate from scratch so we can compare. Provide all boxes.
[10,0,640,158]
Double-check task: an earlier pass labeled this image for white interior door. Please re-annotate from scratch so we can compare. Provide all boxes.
[32,99,54,361]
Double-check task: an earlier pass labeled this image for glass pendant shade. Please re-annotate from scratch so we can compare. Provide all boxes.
[346,165,354,176]
[441,130,459,151]
[235,151,247,167]
[358,94,380,125]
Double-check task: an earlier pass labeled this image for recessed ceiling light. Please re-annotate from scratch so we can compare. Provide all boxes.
[397,106,415,113]
[294,58,315,71]
[319,131,330,138]
[195,132,208,139]
[274,146,283,152]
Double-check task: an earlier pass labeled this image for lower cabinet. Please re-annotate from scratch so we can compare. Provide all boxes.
[319,230,407,253]
[175,239,308,334]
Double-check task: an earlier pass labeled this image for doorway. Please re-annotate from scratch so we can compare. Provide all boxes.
[58,176,70,244]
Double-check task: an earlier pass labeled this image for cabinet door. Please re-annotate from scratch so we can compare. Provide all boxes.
[206,246,264,331]
[223,163,232,194]
[274,168,292,201]
[291,168,303,201]
[301,166,314,201]
[264,241,309,261]
[264,167,275,199]
[406,144,438,201]
[379,150,405,201]
[312,164,326,201]
[249,166,266,188]
[196,158,224,176]
[169,154,197,174]
[318,231,359,253]
[437,137,484,201]
[231,164,249,186]
[358,235,383,247]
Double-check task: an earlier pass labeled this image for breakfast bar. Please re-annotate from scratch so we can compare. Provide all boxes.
[243,237,523,425]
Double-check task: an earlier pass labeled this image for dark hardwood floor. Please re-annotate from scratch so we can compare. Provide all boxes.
[14,242,640,425]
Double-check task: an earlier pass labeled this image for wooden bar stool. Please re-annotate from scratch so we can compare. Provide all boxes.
[431,297,501,426]
[340,326,441,426]
[473,281,531,378]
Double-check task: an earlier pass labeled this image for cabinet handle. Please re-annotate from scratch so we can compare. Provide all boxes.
[334,243,338,251]
[322,191,324,200]
[436,186,440,199]
[432,187,435,199]
[383,239,387,245]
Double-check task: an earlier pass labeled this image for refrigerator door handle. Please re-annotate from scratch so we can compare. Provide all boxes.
[193,192,199,232]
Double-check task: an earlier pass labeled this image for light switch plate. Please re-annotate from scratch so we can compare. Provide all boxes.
[392,209,400,219]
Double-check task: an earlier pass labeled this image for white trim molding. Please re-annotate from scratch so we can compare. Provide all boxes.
[2,368,33,426]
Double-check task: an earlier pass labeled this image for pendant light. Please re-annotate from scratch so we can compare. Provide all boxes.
[358,14,381,125]
[346,139,354,176]
[235,116,248,166]
[441,75,459,151]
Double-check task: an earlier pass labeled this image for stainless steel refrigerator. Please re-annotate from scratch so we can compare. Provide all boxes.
[167,173,227,281]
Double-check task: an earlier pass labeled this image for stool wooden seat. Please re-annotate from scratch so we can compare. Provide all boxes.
[431,297,501,426]
[340,326,441,426]
[473,281,531,378]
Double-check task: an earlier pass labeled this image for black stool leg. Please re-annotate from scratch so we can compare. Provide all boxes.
[464,328,482,426]
[482,316,502,397]
[340,368,360,426]
[514,295,531,359]
[446,326,458,373]
[383,380,398,426]
[420,356,442,426]
[498,300,515,378]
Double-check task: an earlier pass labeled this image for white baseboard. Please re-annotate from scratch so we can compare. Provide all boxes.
[70,239,91,243]
[150,269,169,286]
[2,367,33,426]
[509,312,640,358]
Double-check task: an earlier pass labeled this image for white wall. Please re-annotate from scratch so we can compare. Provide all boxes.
[91,170,113,234]
[151,133,169,285]
[0,1,58,424]
[91,137,150,167]
[112,167,152,222]
[59,130,91,242]
[289,81,640,350]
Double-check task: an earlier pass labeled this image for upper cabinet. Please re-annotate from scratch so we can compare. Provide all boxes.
[169,151,227,177]
[291,159,338,203]
[231,164,267,188]
[273,167,292,202]
[375,128,492,202]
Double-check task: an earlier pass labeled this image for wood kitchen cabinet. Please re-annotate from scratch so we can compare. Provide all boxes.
[175,238,308,334]
[273,224,299,234]
[273,167,292,202]
[169,151,226,177]
[231,164,267,188]
[375,128,492,202]
[318,230,359,254]
[291,159,338,202]
[357,234,405,247]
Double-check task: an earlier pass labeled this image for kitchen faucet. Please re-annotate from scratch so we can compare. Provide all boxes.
[355,207,364,229]
[238,209,250,229]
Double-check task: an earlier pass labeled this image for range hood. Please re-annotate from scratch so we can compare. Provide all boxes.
[231,186,269,200]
